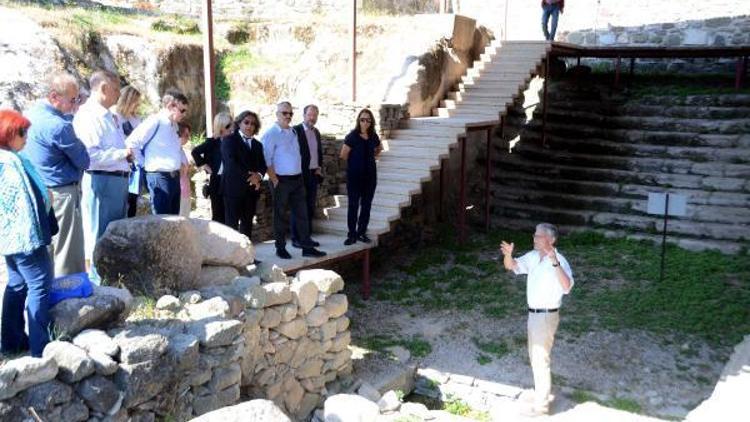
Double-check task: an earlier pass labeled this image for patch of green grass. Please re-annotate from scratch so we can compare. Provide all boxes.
[443,396,491,421]
[129,296,157,320]
[571,389,598,403]
[476,354,492,365]
[214,48,268,101]
[151,15,200,35]
[358,334,432,359]
[473,337,510,358]
[607,397,642,413]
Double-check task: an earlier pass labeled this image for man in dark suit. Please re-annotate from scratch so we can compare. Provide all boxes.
[291,104,323,249]
[220,110,267,241]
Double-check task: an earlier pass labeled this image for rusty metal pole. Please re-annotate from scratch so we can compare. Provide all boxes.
[202,0,216,137]
[614,55,622,89]
[541,57,550,147]
[458,135,467,244]
[484,127,491,233]
[351,0,357,102]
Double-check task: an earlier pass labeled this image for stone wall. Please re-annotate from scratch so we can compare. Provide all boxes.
[0,268,353,421]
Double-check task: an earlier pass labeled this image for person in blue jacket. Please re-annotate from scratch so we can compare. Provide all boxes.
[0,109,57,357]
[340,109,382,245]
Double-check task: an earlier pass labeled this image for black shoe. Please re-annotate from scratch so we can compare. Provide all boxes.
[251,259,262,265]
[291,241,303,249]
[357,234,372,243]
[310,240,320,247]
[302,248,326,257]
[344,237,356,246]
[276,248,292,259]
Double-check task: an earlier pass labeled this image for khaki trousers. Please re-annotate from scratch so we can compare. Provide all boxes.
[527,311,560,408]
[49,184,86,277]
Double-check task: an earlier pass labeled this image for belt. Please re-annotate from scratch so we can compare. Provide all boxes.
[146,170,180,178]
[277,174,302,180]
[528,308,559,313]
[86,170,130,178]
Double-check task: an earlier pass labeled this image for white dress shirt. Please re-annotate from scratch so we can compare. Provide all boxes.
[73,100,130,172]
[125,111,186,172]
[261,123,302,176]
[302,123,319,169]
[513,249,574,309]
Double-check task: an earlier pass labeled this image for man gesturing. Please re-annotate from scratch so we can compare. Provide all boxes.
[501,223,573,416]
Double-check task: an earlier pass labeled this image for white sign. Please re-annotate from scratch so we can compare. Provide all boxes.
[647,192,688,217]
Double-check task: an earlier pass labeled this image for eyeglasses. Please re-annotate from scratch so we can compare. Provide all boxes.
[18,128,27,137]
[178,107,188,114]
[359,118,372,123]
[224,124,232,130]
[280,111,293,117]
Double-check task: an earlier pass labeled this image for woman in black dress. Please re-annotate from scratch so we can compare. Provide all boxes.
[192,112,233,223]
[340,108,382,245]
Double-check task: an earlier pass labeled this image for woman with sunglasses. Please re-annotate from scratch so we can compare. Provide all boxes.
[0,110,57,357]
[192,112,233,223]
[113,85,144,217]
[340,109,382,245]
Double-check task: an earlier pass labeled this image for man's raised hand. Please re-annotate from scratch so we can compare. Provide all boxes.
[500,241,514,257]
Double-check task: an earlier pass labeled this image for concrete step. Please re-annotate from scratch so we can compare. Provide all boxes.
[634,94,750,108]
[521,121,748,148]
[492,152,750,192]
[541,100,750,120]
[534,108,750,134]
[337,181,422,197]
[333,194,408,210]
[383,147,451,161]
[519,131,750,164]
[378,156,440,170]
[324,205,399,223]
[314,218,390,237]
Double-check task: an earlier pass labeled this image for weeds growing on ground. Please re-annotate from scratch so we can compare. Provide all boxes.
[372,227,750,348]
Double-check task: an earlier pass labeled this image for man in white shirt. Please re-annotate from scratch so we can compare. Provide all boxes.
[126,90,189,215]
[262,101,326,260]
[73,70,132,283]
[501,223,574,416]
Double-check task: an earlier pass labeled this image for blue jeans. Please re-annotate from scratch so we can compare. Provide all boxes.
[82,172,129,284]
[542,3,561,41]
[146,172,181,215]
[2,247,53,357]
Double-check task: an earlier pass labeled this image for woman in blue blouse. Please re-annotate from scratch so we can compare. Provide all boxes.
[340,109,382,245]
[0,109,56,357]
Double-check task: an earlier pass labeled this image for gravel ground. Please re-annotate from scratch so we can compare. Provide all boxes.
[350,297,725,420]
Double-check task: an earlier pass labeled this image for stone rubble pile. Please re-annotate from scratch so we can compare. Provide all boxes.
[0,265,354,422]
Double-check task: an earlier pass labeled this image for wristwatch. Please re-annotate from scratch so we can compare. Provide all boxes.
[552,262,560,267]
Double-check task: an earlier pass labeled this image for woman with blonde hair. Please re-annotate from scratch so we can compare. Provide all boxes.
[192,111,233,223]
[112,85,144,217]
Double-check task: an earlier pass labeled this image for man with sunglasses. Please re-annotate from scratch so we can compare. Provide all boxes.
[126,89,190,215]
[22,71,90,277]
[73,70,132,284]
[290,104,323,249]
[262,101,326,260]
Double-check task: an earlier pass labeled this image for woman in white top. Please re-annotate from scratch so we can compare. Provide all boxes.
[112,85,143,217]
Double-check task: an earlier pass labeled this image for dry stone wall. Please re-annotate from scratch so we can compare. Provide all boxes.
[0,268,353,421]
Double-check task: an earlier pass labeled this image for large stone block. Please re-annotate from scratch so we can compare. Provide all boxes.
[187,319,244,348]
[93,215,202,296]
[188,218,255,267]
[114,355,175,408]
[275,318,307,340]
[195,266,241,289]
[75,375,121,414]
[113,330,169,364]
[324,294,348,319]
[72,329,119,357]
[290,279,319,314]
[263,282,292,306]
[42,341,95,383]
[50,285,132,338]
[190,399,291,422]
[323,394,379,422]
[295,270,344,296]
[0,356,58,400]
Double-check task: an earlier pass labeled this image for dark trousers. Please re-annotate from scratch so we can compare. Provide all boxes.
[271,176,312,250]
[346,173,377,239]
[210,175,225,224]
[127,193,139,217]
[291,172,318,243]
[223,194,258,240]
[146,172,181,215]
[2,247,53,357]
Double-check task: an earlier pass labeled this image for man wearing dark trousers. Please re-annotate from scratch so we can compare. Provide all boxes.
[291,104,323,249]
[262,101,326,260]
[220,110,266,242]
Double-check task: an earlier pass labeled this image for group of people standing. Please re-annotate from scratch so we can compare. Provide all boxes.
[192,101,382,259]
[0,74,382,357]
[0,70,192,357]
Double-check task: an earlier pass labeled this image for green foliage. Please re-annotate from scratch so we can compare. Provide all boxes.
[571,389,598,403]
[472,337,510,358]
[129,296,157,320]
[151,15,200,35]
[609,397,642,413]
[215,48,263,101]
[442,395,490,421]
[476,354,492,365]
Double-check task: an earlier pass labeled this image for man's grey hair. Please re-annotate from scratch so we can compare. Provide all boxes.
[47,71,79,95]
[89,69,119,91]
[161,89,189,107]
[277,101,292,110]
[303,104,318,114]
[536,223,559,242]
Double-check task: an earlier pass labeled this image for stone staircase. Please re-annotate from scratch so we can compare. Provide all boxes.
[316,40,551,240]
[492,83,750,253]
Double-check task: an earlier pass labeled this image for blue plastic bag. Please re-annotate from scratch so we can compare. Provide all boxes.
[49,272,94,307]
